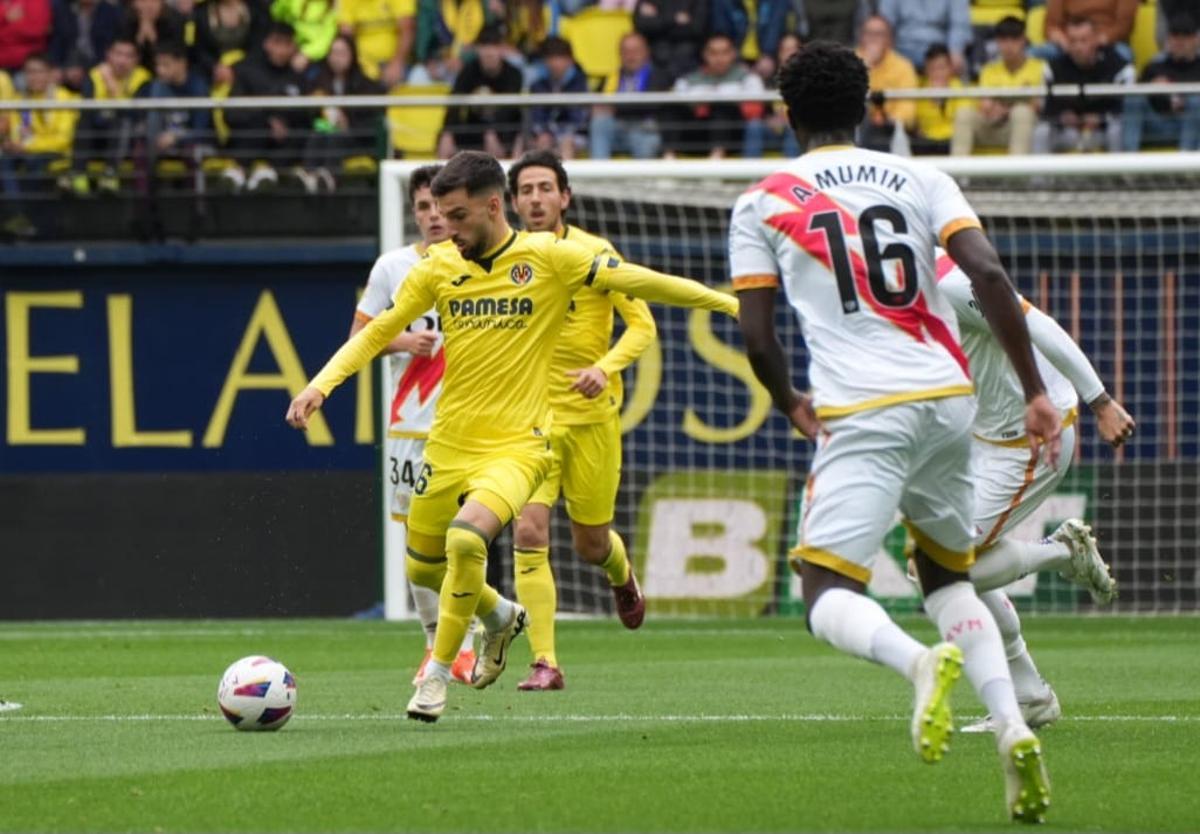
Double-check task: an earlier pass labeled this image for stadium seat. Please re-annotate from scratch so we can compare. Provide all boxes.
[1026,5,1046,44]
[970,3,1024,27]
[560,9,633,85]
[389,84,449,158]
[1131,2,1158,71]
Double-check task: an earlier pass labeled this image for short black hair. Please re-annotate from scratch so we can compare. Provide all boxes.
[155,40,188,61]
[704,32,736,50]
[993,15,1026,40]
[540,35,573,60]
[923,43,951,65]
[408,164,443,204]
[23,52,52,68]
[266,21,296,40]
[475,24,506,47]
[109,37,138,52]
[1168,12,1198,36]
[778,41,868,134]
[431,151,507,198]
[507,149,569,197]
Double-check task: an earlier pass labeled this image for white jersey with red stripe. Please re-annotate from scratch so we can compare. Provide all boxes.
[356,243,443,437]
[729,146,979,419]
[934,253,1079,444]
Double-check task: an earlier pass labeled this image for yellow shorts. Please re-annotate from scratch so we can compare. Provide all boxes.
[527,414,621,526]
[407,435,554,538]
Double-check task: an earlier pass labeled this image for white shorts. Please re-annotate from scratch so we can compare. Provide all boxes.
[386,434,427,523]
[972,421,1077,550]
[792,395,978,584]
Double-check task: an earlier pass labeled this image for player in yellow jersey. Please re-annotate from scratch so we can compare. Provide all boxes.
[286,151,738,722]
[506,150,657,691]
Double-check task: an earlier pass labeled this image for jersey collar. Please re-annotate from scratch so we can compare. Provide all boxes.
[472,229,518,272]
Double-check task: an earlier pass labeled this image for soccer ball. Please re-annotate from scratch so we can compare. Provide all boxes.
[217,656,297,731]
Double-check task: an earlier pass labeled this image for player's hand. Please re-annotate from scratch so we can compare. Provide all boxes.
[286,387,325,430]
[567,367,607,398]
[398,330,437,357]
[1025,393,1062,469]
[1092,397,1135,448]
[786,389,821,440]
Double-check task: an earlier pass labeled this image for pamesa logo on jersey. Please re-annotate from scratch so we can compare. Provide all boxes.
[509,262,534,286]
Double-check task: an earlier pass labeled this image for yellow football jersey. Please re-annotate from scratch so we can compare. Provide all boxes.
[309,229,738,453]
[549,224,655,426]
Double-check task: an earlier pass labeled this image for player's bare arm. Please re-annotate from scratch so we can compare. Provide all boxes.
[737,287,820,439]
[945,228,1062,467]
[349,318,437,357]
[1089,393,1136,448]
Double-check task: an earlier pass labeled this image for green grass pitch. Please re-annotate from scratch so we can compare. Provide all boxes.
[2,616,1198,832]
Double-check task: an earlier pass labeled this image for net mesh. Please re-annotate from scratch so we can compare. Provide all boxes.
[383,164,1199,616]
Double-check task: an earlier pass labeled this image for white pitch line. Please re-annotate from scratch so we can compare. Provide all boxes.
[2,713,1197,724]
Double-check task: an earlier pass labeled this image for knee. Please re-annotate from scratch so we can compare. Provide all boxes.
[445,525,488,565]
[572,525,611,563]
[513,511,550,550]
[1009,103,1035,127]
[405,554,446,591]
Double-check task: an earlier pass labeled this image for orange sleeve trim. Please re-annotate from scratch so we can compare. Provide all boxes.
[1020,297,1033,314]
[732,274,780,291]
[939,217,983,248]
[354,310,373,324]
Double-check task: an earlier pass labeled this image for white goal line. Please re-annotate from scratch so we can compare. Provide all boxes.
[2,713,1196,724]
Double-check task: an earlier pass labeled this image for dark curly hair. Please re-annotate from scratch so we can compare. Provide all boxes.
[507,149,569,198]
[778,41,868,135]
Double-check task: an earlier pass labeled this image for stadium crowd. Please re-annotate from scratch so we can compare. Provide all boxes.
[0,0,1197,231]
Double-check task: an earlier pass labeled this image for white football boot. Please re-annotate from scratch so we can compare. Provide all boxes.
[963,686,1062,734]
[910,642,964,763]
[471,604,528,689]
[997,723,1052,824]
[406,672,448,723]
[1051,519,1117,605]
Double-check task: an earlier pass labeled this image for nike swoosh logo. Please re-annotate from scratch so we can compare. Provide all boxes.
[520,567,538,574]
[450,591,474,598]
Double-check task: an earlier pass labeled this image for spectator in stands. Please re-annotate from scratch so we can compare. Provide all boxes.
[411,0,503,84]
[1044,0,1136,61]
[857,14,917,152]
[634,0,708,80]
[589,30,670,159]
[745,30,800,158]
[1122,12,1200,151]
[527,36,588,160]
[119,0,186,70]
[437,25,523,159]
[912,43,965,155]
[269,0,336,70]
[48,0,121,90]
[667,32,763,159]
[505,0,548,60]
[1,52,77,236]
[951,16,1041,156]
[338,0,413,85]
[68,36,150,193]
[1034,16,1133,154]
[0,0,51,76]
[138,40,211,164]
[301,33,384,191]
[191,0,268,88]
[222,21,310,190]
[877,0,970,76]
[795,0,868,46]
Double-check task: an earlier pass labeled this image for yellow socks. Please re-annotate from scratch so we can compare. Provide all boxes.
[599,530,631,587]
[433,522,494,665]
[514,546,557,668]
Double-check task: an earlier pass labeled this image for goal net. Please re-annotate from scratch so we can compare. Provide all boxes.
[378,156,1199,618]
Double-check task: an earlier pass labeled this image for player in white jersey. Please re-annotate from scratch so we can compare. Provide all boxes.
[931,252,1134,732]
[731,43,1059,823]
[350,165,476,686]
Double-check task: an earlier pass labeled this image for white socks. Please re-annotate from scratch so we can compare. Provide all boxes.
[924,581,1022,727]
[423,660,451,682]
[412,585,441,649]
[969,537,1071,592]
[481,596,515,633]
[809,588,926,680]
[460,619,477,653]
[980,590,1050,703]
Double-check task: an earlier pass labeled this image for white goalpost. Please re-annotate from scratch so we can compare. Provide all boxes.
[378,154,1200,620]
